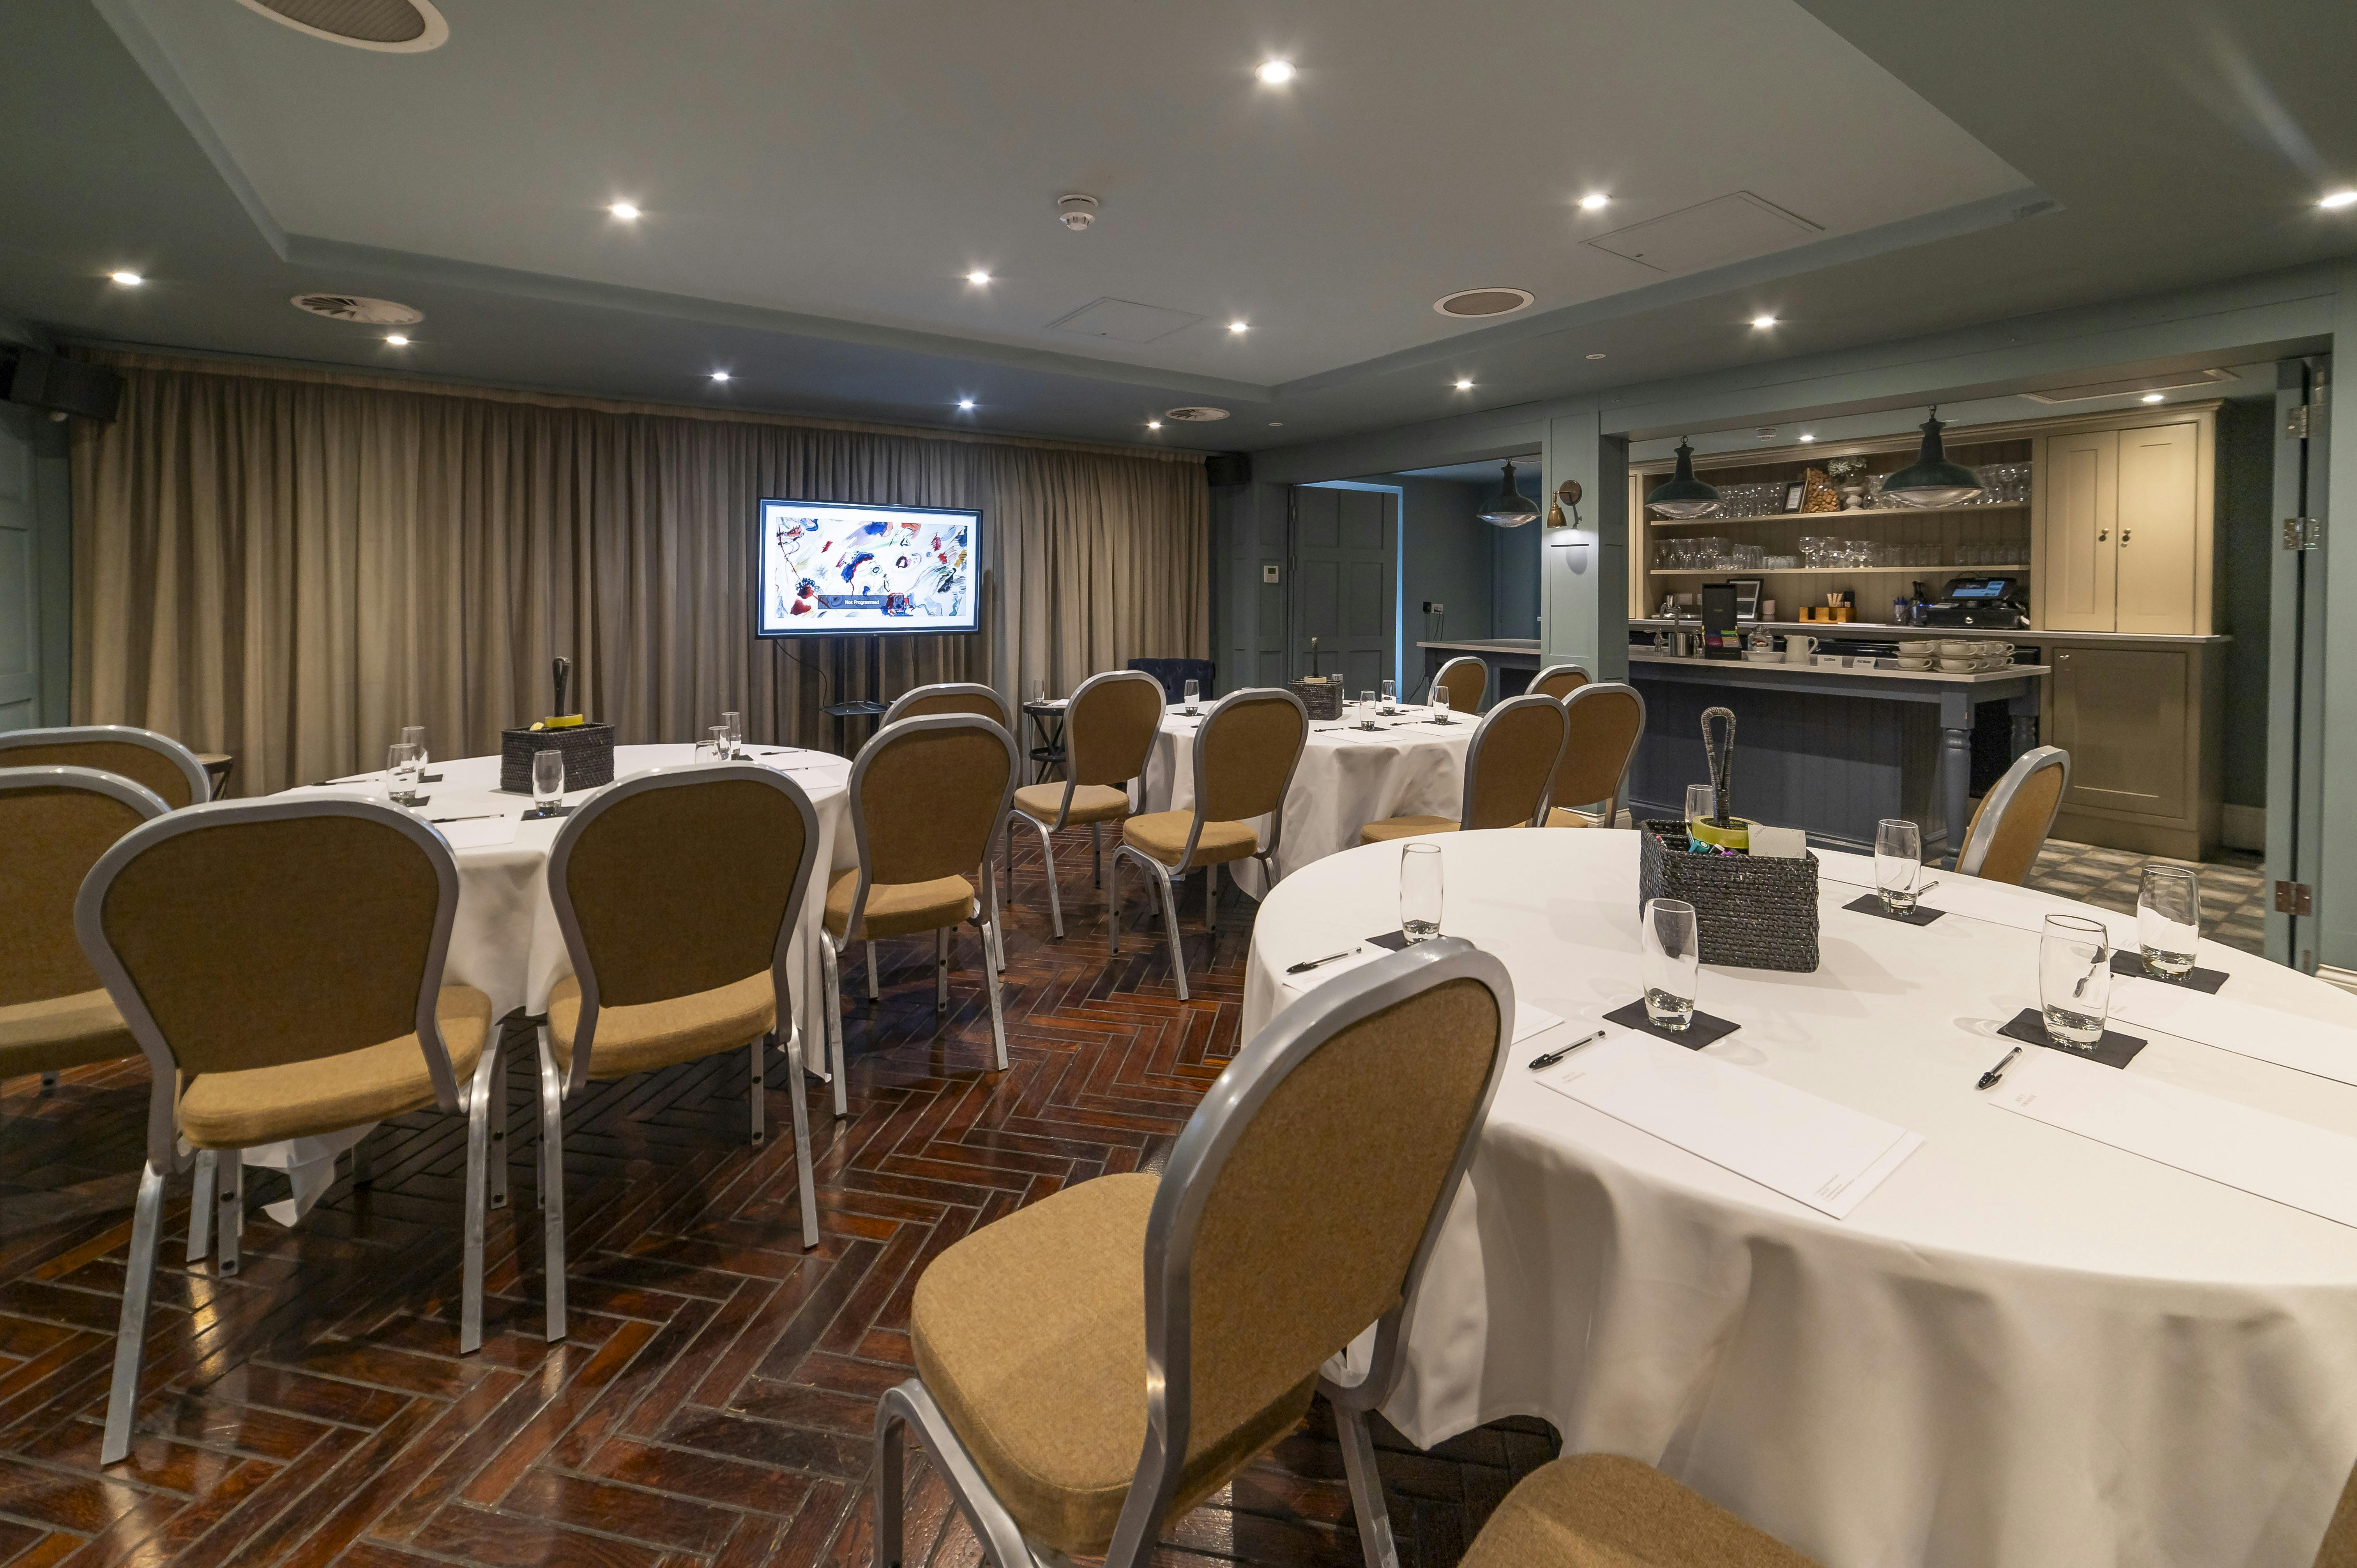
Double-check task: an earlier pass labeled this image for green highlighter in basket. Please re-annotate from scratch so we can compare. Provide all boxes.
[1687,706,1750,851]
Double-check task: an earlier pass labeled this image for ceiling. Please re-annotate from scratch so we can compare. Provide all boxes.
[2,0,2354,451]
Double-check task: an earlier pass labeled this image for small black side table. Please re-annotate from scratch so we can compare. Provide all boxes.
[1021,699,1069,784]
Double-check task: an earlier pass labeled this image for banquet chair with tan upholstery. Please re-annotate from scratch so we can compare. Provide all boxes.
[1005,669,1163,939]
[1456,1453,1823,1568]
[822,714,1018,1116]
[882,682,1011,728]
[1428,654,1487,717]
[1360,694,1568,844]
[1,767,170,1095]
[1954,745,2070,882]
[0,724,211,809]
[873,936,1512,1568]
[1111,687,1307,1002]
[538,765,825,1337]
[1530,662,1591,699]
[1543,681,1647,828]
[76,796,498,1464]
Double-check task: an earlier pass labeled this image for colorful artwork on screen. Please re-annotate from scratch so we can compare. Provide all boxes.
[755,501,980,635]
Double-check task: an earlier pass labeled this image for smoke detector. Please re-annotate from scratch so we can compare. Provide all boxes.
[1163,406,1230,422]
[233,0,449,51]
[291,293,424,325]
[1057,194,1100,231]
[1433,287,1534,318]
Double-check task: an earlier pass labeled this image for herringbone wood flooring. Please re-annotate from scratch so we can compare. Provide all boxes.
[0,831,1555,1568]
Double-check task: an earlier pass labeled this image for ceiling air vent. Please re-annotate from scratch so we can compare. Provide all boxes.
[232,0,449,51]
[1434,288,1534,319]
[1163,407,1231,423]
[291,294,424,325]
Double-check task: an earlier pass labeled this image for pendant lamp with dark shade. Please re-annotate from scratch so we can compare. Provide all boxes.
[1645,440,1721,519]
[1478,461,1541,528]
[1881,408,1984,508]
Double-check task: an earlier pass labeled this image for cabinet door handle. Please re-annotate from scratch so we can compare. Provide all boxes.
[2120,528,2132,544]
[2097,528,2110,541]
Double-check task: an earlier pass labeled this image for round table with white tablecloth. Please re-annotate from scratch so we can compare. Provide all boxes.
[1244,828,2357,1568]
[1134,702,1473,898]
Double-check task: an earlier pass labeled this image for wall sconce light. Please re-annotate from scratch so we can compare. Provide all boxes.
[1544,478,1586,549]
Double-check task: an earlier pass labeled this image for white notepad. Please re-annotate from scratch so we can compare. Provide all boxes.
[435,816,520,850]
[1536,1033,1923,1219]
[2111,980,2357,1088]
[1988,1049,2357,1227]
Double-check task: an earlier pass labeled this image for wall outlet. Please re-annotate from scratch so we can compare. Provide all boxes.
[1422,600,1444,614]
[1262,562,1281,583]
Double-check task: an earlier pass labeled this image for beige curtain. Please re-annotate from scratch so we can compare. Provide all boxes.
[71,353,1206,794]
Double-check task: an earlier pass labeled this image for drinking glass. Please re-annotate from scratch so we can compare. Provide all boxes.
[1182,678,1200,714]
[386,742,422,806]
[1381,678,1397,712]
[1399,843,1444,941]
[1874,819,1923,912]
[401,724,428,769]
[531,748,565,812]
[2039,914,2112,1048]
[1433,684,1452,722]
[2137,865,2200,978]
[1685,782,1716,826]
[1641,899,1700,1031]
[721,710,743,758]
[1360,690,1377,729]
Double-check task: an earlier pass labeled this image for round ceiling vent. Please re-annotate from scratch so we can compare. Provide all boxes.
[1433,287,1535,319]
[291,293,424,325]
[232,0,449,51]
[1163,406,1231,422]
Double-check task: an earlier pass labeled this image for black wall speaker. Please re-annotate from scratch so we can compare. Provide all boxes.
[3,348,122,423]
[1203,452,1251,487]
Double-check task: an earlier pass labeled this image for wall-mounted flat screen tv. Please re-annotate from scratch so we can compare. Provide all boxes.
[754,500,982,637]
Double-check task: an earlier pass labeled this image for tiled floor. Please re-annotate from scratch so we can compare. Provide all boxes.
[2024,839,2268,955]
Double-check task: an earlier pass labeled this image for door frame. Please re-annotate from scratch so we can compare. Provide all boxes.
[2266,355,2330,971]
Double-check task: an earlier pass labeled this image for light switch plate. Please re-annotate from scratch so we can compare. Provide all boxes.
[1262,563,1281,583]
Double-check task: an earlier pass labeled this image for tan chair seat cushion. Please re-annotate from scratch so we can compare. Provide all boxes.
[0,989,137,1080]
[1012,782,1131,826]
[546,971,774,1081]
[177,986,494,1149]
[1460,1453,1821,1568]
[913,1172,1314,1556]
[824,869,975,940]
[1359,816,1458,845]
[1122,811,1260,867]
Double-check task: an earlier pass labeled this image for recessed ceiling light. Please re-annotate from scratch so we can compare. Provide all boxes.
[710,371,731,382]
[1751,315,1779,329]
[1454,379,1474,390]
[109,270,143,286]
[2320,190,2357,210]
[2141,392,2164,403]
[1585,352,1606,360]
[1256,59,1294,84]
[1798,433,1815,442]
[965,270,991,284]
[1578,193,1610,211]
[1229,321,1249,333]
[958,398,975,410]
[1147,420,1163,430]
[385,334,409,346]
[609,202,641,221]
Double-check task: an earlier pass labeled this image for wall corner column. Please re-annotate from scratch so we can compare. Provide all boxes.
[1542,410,1629,680]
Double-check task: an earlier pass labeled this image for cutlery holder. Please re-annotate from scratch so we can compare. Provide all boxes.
[1638,821,1821,972]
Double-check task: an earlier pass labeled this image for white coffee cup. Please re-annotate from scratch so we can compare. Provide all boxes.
[1784,635,1818,664]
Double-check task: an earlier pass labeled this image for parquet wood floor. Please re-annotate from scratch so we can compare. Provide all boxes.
[0,832,1555,1568]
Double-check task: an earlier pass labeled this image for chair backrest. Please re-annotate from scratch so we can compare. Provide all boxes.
[0,766,170,1011]
[1956,746,2070,883]
[0,725,210,810]
[1065,669,1166,789]
[1127,658,1217,706]
[1550,682,1647,819]
[1193,687,1308,843]
[75,796,465,1170]
[1530,663,1591,699]
[844,715,1018,931]
[1430,656,1487,714]
[2314,1460,2357,1568]
[547,764,819,1078]
[1102,938,1512,1559]
[1459,695,1568,830]
[882,681,1010,729]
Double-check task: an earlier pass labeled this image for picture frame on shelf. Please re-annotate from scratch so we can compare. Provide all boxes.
[1781,481,1806,512]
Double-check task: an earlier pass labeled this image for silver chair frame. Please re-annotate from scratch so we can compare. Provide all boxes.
[1004,668,1162,940]
[1428,654,1487,716]
[1530,661,1592,697]
[537,763,825,1341]
[821,714,1019,1118]
[1449,694,1569,830]
[879,681,1013,731]
[75,795,489,1466]
[1551,680,1648,825]
[0,724,212,806]
[1108,686,1309,1003]
[1955,744,2071,878]
[875,936,1513,1568]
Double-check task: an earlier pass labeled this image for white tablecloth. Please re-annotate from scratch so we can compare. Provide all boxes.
[1136,703,1473,897]
[1243,830,2357,1568]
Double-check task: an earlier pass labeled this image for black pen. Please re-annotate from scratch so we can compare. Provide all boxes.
[1285,947,1360,975]
[1528,1029,1607,1071]
[1976,1045,2023,1090]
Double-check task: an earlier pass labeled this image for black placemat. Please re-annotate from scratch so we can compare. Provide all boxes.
[519,803,576,821]
[2109,950,2227,993]
[389,796,431,810]
[420,772,443,783]
[1841,892,1947,927]
[1997,1006,2147,1068]
[1602,999,1742,1050]
[1367,930,1413,952]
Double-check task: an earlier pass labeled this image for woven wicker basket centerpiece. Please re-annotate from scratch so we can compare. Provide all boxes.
[1640,704,1820,971]
[499,653,617,794]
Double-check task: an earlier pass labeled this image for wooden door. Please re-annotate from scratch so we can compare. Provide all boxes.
[1290,486,1397,696]
[2051,645,2189,819]
[0,406,38,732]
[2041,431,2117,631]
[2113,422,2198,636]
